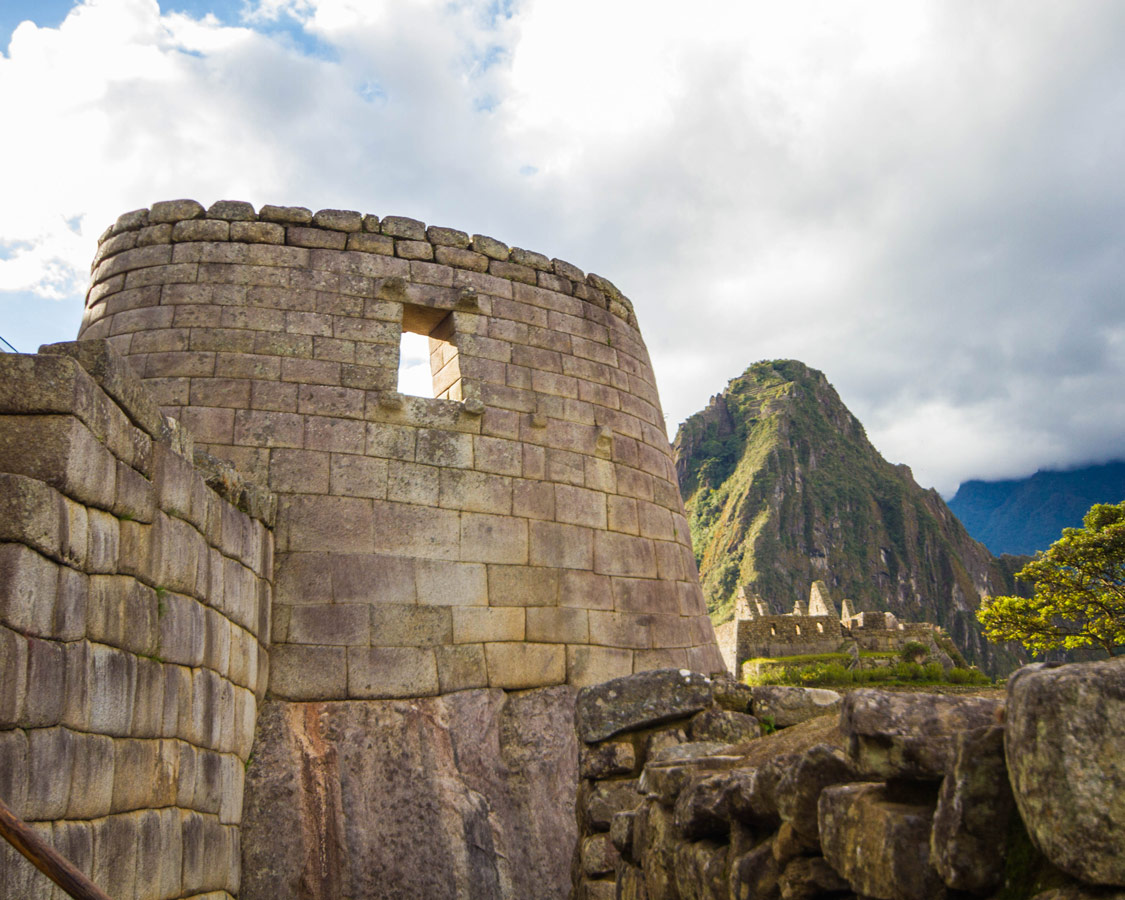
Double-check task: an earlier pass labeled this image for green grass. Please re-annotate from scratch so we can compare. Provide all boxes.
[744,657,992,688]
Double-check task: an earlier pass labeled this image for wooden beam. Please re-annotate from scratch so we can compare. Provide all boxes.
[0,795,114,900]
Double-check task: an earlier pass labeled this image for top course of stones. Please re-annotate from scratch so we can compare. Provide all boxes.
[92,199,638,328]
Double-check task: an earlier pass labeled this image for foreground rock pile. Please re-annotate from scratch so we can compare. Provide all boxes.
[572,659,1125,900]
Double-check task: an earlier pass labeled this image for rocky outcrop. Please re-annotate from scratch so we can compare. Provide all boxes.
[674,359,1027,674]
[1006,657,1125,886]
[577,665,1125,900]
[241,687,578,900]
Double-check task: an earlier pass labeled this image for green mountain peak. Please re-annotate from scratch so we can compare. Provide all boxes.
[674,360,1024,674]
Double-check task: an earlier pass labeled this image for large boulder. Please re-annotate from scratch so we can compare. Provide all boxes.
[751,686,842,728]
[819,782,946,900]
[1006,658,1125,886]
[841,688,1003,779]
[576,669,714,743]
[929,724,1016,894]
[241,688,578,900]
[774,744,859,841]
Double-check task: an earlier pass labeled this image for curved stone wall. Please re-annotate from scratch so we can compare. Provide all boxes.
[78,199,724,697]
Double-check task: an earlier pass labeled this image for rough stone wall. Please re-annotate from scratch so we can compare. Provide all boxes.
[77,199,724,700]
[573,661,1125,900]
[734,615,843,663]
[0,342,273,900]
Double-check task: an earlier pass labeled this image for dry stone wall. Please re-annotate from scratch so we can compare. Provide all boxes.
[0,342,273,900]
[572,660,1125,900]
[77,199,724,700]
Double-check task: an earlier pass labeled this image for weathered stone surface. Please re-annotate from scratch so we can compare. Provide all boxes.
[689,707,761,744]
[819,782,945,900]
[775,743,858,840]
[241,688,578,900]
[751,686,842,728]
[710,677,754,713]
[731,838,780,900]
[930,724,1015,894]
[581,833,621,876]
[1006,658,1125,886]
[585,779,643,831]
[674,772,734,838]
[673,838,727,900]
[580,740,637,779]
[841,688,1003,779]
[576,669,714,742]
[779,856,849,900]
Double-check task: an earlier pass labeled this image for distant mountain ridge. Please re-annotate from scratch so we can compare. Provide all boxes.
[673,360,1025,674]
[948,461,1125,556]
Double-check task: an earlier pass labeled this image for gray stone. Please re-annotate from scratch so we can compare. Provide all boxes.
[731,839,780,900]
[148,198,205,223]
[752,686,842,728]
[689,707,761,743]
[241,688,578,900]
[312,208,363,232]
[258,204,313,224]
[779,856,850,900]
[930,724,1015,894]
[380,215,426,240]
[585,779,643,831]
[775,743,859,840]
[674,772,734,838]
[710,677,754,713]
[581,833,620,876]
[207,199,257,220]
[580,740,637,779]
[576,669,714,742]
[673,838,728,900]
[1006,658,1125,886]
[841,688,1003,779]
[819,782,945,900]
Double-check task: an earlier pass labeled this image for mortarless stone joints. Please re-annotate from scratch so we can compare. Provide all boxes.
[79,200,726,699]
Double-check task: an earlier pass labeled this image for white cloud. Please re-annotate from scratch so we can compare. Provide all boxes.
[3,0,1125,494]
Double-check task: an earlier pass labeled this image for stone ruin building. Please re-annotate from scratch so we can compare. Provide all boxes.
[0,199,725,899]
[715,579,946,677]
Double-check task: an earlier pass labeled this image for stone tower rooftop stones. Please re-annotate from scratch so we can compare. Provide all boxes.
[79,199,725,698]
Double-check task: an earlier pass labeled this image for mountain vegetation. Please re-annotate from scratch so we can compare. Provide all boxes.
[673,360,1026,674]
[949,461,1125,555]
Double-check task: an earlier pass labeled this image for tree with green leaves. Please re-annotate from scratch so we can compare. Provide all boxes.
[978,500,1125,657]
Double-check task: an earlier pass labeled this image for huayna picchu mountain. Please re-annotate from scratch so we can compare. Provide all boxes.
[673,360,1025,674]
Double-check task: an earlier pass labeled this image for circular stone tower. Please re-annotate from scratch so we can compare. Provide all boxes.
[79,199,724,699]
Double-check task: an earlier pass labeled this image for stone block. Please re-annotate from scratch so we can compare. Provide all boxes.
[415,559,488,606]
[386,460,440,505]
[159,589,206,667]
[484,641,565,689]
[1006,657,1125,886]
[576,669,714,743]
[370,604,451,647]
[370,501,460,561]
[0,542,57,637]
[348,646,439,698]
[22,637,66,727]
[842,688,1003,780]
[580,740,636,779]
[313,208,363,232]
[567,645,634,688]
[453,606,524,643]
[329,453,388,499]
[259,204,312,224]
[111,737,163,813]
[513,480,555,520]
[594,531,657,578]
[26,726,77,820]
[435,643,489,692]
[459,512,528,564]
[819,782,944,900]
[559,570,614,610]
[66,731,115,819]
[286,603,370,646]
[87,644,137,736]
[149,198,205,223]
[269,645,348,699]
[381,215,426,240]
[751,686,843,728]
[487,564,559,607]
[0,728,29,817]
[588,610,652,650]
[438,468,512,514]
[284,495,374,554]
[527,607,589,643]
[0,475,65,565]
[529,520,594,569]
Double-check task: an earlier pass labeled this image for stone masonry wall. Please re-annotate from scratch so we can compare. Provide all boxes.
[76,199,724,700]
[573,661,1125,900]
[0,342,273,900]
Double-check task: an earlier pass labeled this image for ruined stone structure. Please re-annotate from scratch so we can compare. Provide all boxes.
[715,580,943,677]
[0,199,724,899]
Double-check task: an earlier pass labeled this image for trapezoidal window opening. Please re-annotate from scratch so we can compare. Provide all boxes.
[397,305,462,401]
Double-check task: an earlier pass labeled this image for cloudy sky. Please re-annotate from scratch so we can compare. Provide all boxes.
[2,0,1123,495]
